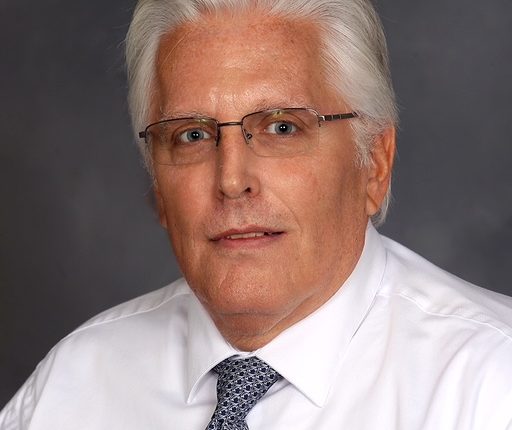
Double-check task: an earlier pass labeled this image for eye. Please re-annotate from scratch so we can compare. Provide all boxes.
[177,128,212,143]
[265,121,298,135]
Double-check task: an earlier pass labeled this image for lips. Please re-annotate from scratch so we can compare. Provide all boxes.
[211,227,283,241]
[225,232,281,240]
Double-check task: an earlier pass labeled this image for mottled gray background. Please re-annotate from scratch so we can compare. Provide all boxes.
[1,0,511,406]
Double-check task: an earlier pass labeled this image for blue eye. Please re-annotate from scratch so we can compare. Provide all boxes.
[178,129,212,143]
[266,121,298,135]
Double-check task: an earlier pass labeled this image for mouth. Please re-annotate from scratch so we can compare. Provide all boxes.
[211,228,284,242]
[225,231,282,240]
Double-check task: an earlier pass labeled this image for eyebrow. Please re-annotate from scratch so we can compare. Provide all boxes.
[252,97,313,111]
[156,99,313,122]
[157,109,206,122]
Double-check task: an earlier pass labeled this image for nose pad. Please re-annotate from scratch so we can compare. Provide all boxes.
[243,128,253,142]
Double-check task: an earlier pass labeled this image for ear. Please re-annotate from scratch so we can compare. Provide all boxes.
[153,182,168,229]
[365,127,396,216]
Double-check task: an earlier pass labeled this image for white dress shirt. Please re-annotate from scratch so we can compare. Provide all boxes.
[2,225,512,429]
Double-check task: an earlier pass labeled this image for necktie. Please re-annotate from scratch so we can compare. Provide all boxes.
[206,356,281,430]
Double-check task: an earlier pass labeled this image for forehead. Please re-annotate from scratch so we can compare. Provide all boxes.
[153,11,341,118]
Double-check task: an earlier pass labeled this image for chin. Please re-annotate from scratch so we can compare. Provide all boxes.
[210,286,290,314]
[194,276,294,314]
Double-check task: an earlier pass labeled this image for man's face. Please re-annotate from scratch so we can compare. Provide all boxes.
[152,12,392,349]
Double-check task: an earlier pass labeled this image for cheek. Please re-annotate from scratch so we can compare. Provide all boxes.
[273,155,363,227]
[155,167,214,249]
[271,162,319,216]
[293,162,367,271]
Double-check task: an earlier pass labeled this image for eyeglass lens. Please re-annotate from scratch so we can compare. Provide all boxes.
[146,108,322,165]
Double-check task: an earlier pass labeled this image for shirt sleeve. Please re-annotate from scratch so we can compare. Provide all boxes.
[0,371,37,430]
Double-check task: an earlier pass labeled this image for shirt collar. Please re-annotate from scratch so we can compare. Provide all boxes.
[186,293,238,403]
[185,223,386,406]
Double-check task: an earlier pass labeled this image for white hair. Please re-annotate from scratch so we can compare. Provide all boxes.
[125,0,398,225]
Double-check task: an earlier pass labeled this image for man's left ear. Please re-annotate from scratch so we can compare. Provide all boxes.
[365,127,396,216]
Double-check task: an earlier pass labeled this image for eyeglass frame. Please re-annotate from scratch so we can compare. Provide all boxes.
[138,107,358,149]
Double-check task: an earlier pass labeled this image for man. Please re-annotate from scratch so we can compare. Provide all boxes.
[2,0,511,428]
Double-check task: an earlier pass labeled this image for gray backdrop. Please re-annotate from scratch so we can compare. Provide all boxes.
[1,0,511,406]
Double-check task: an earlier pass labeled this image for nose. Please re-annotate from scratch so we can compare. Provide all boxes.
[215,125,261,200]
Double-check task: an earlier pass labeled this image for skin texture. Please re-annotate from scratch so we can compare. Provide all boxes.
[151,10,395,351]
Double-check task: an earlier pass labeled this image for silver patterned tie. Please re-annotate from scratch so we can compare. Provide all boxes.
[205,356,281,430]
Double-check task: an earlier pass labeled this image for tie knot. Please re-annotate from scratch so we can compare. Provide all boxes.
[207,356,281,429]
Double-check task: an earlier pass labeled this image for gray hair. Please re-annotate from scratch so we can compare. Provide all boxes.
[125,0,398,225]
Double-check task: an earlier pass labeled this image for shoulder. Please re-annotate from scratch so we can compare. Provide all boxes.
[379,234,512,341]
[72,277,192,331]
[0,279,194,429]
[376,235,512,392]
[44,278,195,368]
[370,236,512,426]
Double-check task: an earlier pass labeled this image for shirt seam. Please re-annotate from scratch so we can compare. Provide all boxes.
[381,291,512,343]
[60,289,192,341]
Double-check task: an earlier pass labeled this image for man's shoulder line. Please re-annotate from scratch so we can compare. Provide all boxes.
[62,279,191,340]
[379,235,512,343]
[388,290,512,344]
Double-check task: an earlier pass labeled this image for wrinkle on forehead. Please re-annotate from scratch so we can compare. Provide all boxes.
[157,11,322,71]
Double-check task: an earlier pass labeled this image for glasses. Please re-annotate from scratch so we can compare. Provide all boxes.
[139,107,357,165]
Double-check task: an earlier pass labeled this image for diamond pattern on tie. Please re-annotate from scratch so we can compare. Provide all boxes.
[206,356,281,430]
